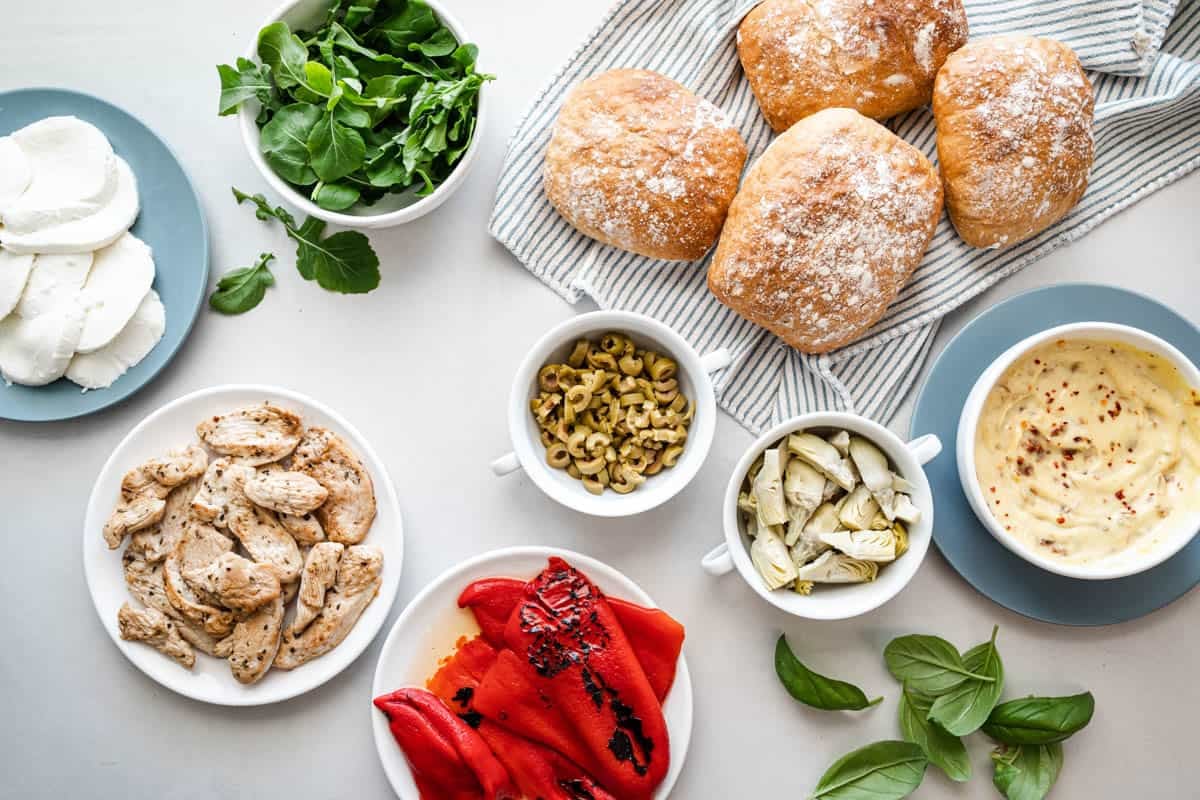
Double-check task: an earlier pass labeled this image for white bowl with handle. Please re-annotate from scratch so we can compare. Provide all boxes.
[237,0,488,228]
[702,412,940,620]
[491,310,730,517]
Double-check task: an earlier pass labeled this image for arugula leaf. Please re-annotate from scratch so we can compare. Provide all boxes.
[982,692,1095,745]
[370,0,439,49]
[811,741,928,800]
[209,252,275,314]
[343,2,378,30]
[233,187,379,294]
[991,743,1063,800]
[408,26,457,57]
[307,110,366,182]
[898,684,971,782]
[216,58,273,115]
[774,635,882,712]
[884,634,996,695]
[257,22,310,90]
[259,104,322,185]
[311,180,361,211]
[928,626,1005,736]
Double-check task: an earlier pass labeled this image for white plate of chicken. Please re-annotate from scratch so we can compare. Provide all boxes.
[83,384,403,705]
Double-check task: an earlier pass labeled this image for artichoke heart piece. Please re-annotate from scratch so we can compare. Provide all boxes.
[804,501,841,534]
[750,526,799,590]
[789,531,830,568]
[891,472,917,493]
[793,550,879,584]
[753,448,789,528]
[818,529,897,563]
[893,492,921,524]
[893,521,909,558]
[849,436,897,520]
[827,429,851,456]
[783,459,825,527]
[821,479,842,503]
[787,433,856,491]
[837,485,879,531]
[737,491,757,516]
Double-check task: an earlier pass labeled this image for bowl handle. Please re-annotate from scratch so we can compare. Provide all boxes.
[699,347,732,374]
[905,433,943,466]
[490,452,522,477]
[701,542,734,576]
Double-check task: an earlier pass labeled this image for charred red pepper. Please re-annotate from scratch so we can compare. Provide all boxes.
[458,577,525,647]
[475,557,670,800]
[373,687,516,800]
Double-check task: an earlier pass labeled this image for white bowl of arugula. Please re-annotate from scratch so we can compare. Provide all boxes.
[218,0,492,228]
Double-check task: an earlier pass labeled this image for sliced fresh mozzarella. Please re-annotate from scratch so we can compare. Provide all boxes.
[0,298,85,386]
[14,252,93,319]
[0,157,139,255]
[0,136,32,213]
[67,289,164,390]
[76,232,155,353]
[3,117,117,234]
[0,250,35,320]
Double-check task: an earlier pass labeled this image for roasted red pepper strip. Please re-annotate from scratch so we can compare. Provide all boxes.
[373,688,516,800]
[459,577,685,702]
[487,557,670,800]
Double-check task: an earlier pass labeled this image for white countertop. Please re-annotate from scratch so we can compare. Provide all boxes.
[2,1,1197,797]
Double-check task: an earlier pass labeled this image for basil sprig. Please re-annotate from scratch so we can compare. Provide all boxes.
[927,626,1004,736]
[774,635,882,712]
[897,684,971,782]
[982,692,1095,745]
[884,633,996,694]
[991,743,1064,800]
[811,741,928,800]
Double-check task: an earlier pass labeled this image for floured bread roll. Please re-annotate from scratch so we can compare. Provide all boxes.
[543,69,748,261]
[708,108,942,354]
[737,0,968,131]
[934,35,1094,248]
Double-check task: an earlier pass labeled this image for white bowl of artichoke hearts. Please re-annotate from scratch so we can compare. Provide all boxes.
[704,413,941,620]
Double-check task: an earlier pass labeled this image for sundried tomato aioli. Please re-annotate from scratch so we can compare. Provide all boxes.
[974,338,1200,564]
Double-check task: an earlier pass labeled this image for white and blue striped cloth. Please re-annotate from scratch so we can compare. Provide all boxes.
[490,0,1200,434]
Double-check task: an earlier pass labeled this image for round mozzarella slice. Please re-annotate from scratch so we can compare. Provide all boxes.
[0,136,32,213]
[14,251,93,319]
[0,250,35,320]
[0,298,85,386]
[67,288,165,390]
[0,157,139,255]
[76,232,155,353]
[4,116,118,234]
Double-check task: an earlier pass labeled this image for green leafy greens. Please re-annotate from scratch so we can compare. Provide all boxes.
[810,740,928,800]
[897,683,971,782]
[982,692,1095,745]
[884,633,996,695]
[217,0,493,211]
[927,626,1004,736]
[209,252,276,314]
[991,743,1064,800]
[774,635,882,712]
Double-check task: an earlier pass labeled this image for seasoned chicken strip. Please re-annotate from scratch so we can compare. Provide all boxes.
[163,522,237,637]
[118,444,209,499]
[228,594,284,685]
[123,551,229,656]
[103,494,166,549]
[196,403,303,466]
[227,504,303,583]
[243,469,328,516]
[291,427,376,545]
[280,512,325,545]
[128,477,200,563]
[118,603,195,669]
[191,458,254,528]
[293,542,344,635]
[275,545,382,670]
[183,552,282,615]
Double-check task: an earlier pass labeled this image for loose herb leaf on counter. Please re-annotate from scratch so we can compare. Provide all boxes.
[233,187,380,295]
[897,683,971,783]
[774,635,882,712]
[810,740,928,800]
[216,0,494,211]
[209,252,276,314]
[927,626,1004,737]
[991,743,1064,800]
[884,633,996,695]
[982,692,1095,745]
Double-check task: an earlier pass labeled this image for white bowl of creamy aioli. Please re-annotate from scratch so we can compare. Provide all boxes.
[958,322,1200,580]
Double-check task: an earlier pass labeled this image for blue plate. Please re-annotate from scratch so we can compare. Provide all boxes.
[0,88,208,422]
[911,283,1200,626]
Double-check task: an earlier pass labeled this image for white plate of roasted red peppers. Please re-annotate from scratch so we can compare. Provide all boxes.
[370,546,693,799]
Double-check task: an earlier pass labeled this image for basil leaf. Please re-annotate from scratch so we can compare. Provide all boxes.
[312,181,361,211]
[811,740,927,800]
[774,635,882,712]
[884,634,995,695]
[291,216,380,293]
[209,253,275,314]
[216,58,272,115]
[991,743,1063,800]
[983,692,1095,745]
[306,111,366,182]
[898,684,971,782]
[257,22,309,90]
[928,626,1004,736]
[259,104,322,185]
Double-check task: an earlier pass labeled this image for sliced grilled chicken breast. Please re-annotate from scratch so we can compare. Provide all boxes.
[291,427,376,545]
[292,542,344,635]
[228,595,285,685]
[163,522,236,637]
[128,476,201,563]
[196,403,303,465]
[227,504,303,583]
[183,552,282,615]
[275,546,382,670]
[243,469,328,516]
[117,603,195,669]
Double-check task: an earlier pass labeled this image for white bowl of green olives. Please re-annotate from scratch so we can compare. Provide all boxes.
[491,311,730,517]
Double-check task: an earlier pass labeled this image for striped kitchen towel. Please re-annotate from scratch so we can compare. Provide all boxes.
[490,0,1200,434]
